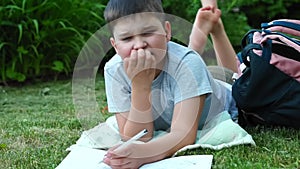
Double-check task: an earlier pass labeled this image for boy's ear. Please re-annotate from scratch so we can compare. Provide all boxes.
[110,37,118,52]
[165,21,172,41]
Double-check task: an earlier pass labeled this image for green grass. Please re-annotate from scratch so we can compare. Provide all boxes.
[0,77,299,169]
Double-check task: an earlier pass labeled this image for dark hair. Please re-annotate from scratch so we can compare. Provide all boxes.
[104,0,164,23]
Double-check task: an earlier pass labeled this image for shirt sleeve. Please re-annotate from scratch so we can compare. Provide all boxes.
[104,58,131,113]
[173,51,213,104]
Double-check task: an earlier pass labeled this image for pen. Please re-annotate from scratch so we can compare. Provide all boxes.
[114,129,148,151]
[99,129,148,164]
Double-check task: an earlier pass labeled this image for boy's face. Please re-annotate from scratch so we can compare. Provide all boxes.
[110,13,171,63]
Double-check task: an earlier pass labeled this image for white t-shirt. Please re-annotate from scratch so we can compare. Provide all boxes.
[104,41,237,130]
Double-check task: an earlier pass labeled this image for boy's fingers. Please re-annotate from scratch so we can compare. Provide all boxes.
[144,50,155,69]
[108,158,131,168]
[128,50,138,69]
[111,145,132,158]
[123,58,129,70]
[137,49,146,68]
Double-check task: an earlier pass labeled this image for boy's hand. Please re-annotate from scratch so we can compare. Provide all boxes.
[103,143,148,169]
[123,49,156,86]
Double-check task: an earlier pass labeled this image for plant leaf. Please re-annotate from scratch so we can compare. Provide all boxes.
[51,60,64,72]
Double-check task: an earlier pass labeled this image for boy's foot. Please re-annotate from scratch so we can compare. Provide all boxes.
[189,6,221,54]
[194,6,221,36]
[200,0,224,36]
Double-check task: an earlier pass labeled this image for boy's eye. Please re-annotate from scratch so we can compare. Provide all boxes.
[121,37,132,41]
[142,32,152,36]
[119,30,155,41]
[142,31,155,36]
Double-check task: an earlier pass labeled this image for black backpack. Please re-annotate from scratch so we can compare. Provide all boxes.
[232,20,300,129]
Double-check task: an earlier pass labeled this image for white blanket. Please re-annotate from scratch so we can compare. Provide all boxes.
[57,111,255,169]
[68,111,255,153]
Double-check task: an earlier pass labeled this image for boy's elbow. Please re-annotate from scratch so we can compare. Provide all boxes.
[185,136,197,145]
[174,129,197,147]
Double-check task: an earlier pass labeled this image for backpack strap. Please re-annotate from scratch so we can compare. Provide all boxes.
[240,39,272,66]
[261,20,300,37]
[240,29,261,48]
[262,31,300,46]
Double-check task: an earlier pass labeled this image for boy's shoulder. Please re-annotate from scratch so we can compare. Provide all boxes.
[104,54,122,70]
[167,41,202,63]
[167,41,199,58]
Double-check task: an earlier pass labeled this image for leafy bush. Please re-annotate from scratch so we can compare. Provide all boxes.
[162,0,250,49]
[163,0,300,49]
[0,0,106,84]
[1,0,300,84]
[235,0,300,28]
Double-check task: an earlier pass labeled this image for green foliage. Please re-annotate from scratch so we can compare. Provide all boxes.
[233,0,300,29]
[0,0,106,84]
[163,0,300,49]
[163,0,200,22]
[1,0,300,84]
[222,0,300,49]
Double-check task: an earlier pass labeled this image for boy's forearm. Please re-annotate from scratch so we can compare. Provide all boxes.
[138,129,197,162]
[123,84,154,140]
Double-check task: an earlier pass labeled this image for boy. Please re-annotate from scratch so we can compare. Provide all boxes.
[103,0,237,168]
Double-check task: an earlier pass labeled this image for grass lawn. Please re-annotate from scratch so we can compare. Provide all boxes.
[0,76,299,169]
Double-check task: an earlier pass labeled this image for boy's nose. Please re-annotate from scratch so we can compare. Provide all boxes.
[133,37,147,49]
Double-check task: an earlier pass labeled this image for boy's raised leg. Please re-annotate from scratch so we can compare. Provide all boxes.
[189,6,220,55]
[200,0,238,72]
[201,0,218,8]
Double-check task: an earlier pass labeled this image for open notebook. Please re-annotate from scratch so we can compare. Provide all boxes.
[56,146,213,169]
